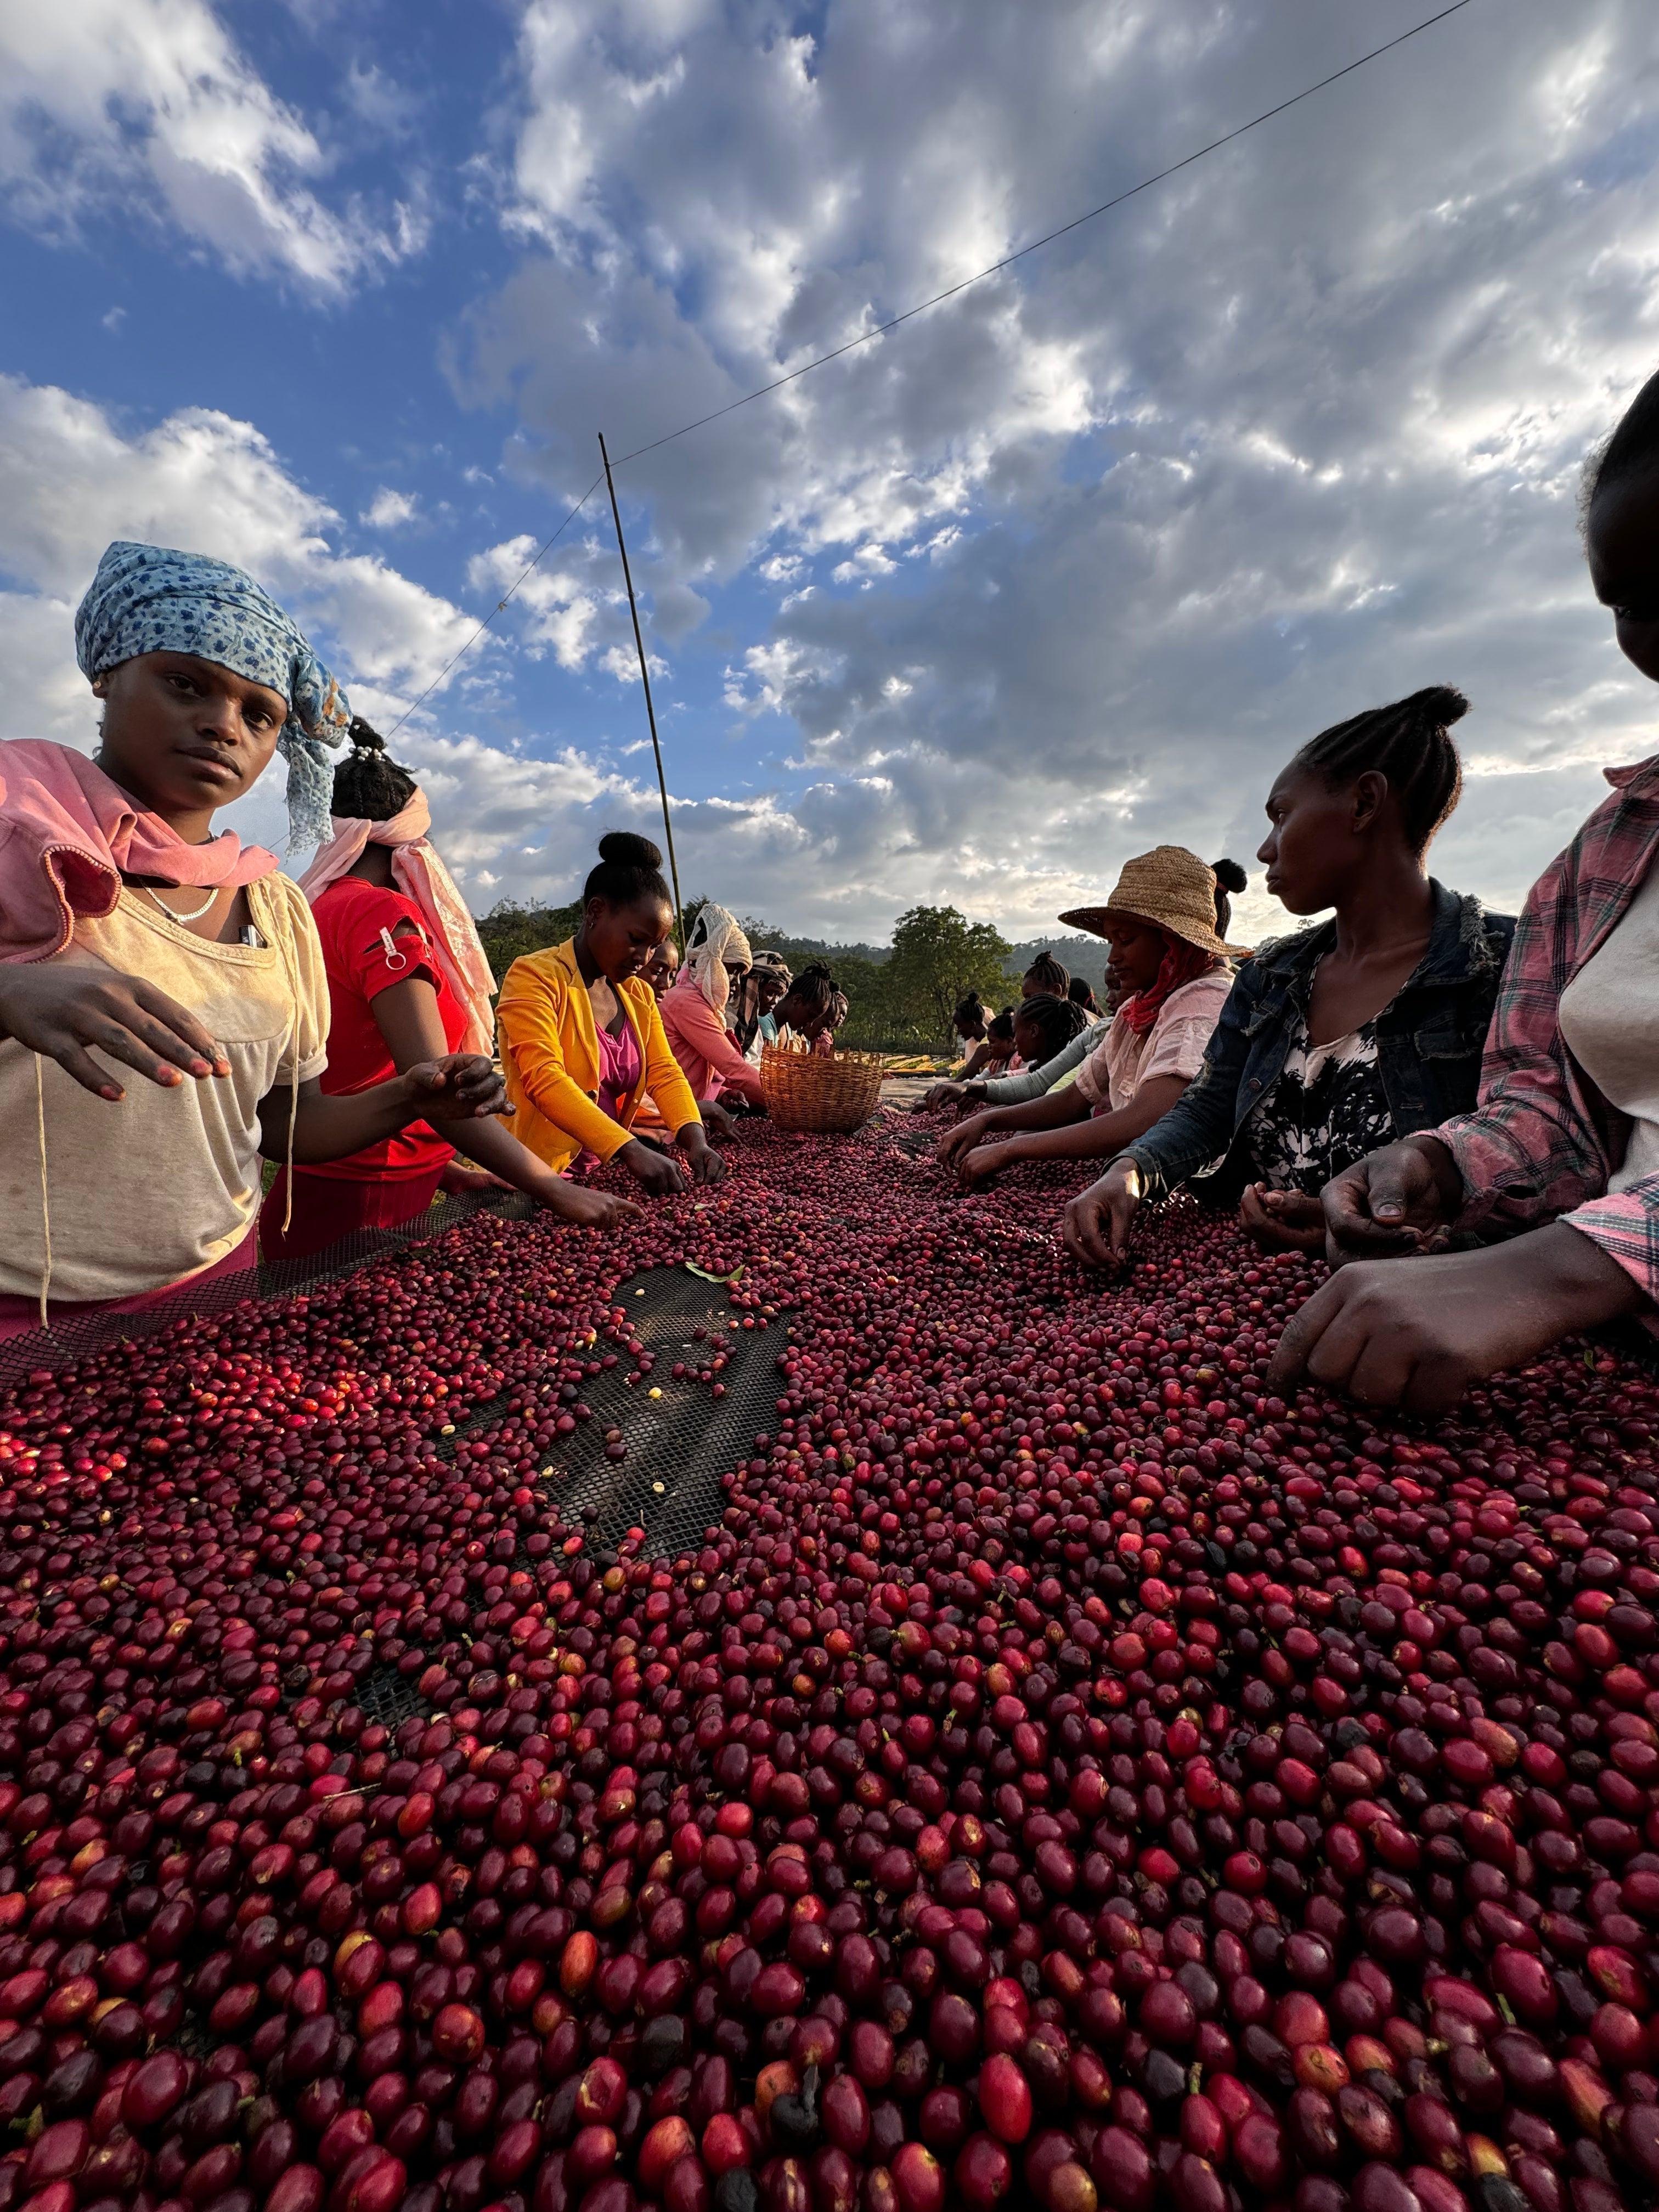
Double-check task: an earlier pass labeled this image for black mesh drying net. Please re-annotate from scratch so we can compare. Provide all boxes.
[0,1190,782,1565]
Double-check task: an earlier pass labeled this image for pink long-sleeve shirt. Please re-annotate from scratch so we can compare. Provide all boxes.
[659,973,768,1105]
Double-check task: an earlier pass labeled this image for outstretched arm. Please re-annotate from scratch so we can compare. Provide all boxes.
[370,973,641,1228]
[959,1075,1189,1185]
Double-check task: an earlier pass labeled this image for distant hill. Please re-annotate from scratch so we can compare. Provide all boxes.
[1001,933,1109,1000]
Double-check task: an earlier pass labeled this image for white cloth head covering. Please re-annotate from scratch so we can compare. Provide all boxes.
[682,901,753,1011]
[296,791,497,1057]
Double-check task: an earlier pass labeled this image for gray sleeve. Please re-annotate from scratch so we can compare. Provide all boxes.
[977,1018,1110,1104]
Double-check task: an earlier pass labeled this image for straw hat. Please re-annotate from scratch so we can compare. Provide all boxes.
[1060,845,1251,958]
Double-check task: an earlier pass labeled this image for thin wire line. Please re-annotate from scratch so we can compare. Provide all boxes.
[612,0,1477,467]
[382,472,605,739]
[383,0,1477,731]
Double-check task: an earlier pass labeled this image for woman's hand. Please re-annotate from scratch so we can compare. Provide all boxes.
[937,1110,994,1170]
[1240,1183,1328,1254]
[1267,1222,1642,1415]
[617,1139,689,1196]
[958,1138,1023,1188]
[681,1128,729,1187]
[915,1080,974,1113]
[0,960,228,1100]
[701,1099,739,1140]
[1062,1158,1142,1270]
[540,1183,644,1231]
[403,1054,510,1125]
[1320,1136,1463,1263]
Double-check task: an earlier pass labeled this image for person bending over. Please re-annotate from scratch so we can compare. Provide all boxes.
[732,950,792,1065]
[951,991,998,1079]
[1022,948,1070,1001]
[1009,992,1090,1079]
[262,723,639,1260]
[938,850,1242,1189]
[497,833,725,1196]
[1272,369,1659,1412]
[0,541,505,1335]
[1063,689,1512,1268]
[918,1010,1109,1115]
[643,938,680,1000]
[660,902,767,1109]
[772,963,843,1053]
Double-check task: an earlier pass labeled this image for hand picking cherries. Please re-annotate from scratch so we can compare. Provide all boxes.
[0,1120,1652,2212]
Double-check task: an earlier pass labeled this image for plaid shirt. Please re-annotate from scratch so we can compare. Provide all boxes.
[1440,755,1659,1302]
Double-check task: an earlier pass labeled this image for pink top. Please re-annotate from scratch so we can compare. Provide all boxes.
[660,973,767,1105]
[597,1016,643,1121]
[1075,972,1233,1115]
[576,1018,643,1171]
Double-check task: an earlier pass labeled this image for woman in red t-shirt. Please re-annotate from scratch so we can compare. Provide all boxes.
[259,724,640,1261]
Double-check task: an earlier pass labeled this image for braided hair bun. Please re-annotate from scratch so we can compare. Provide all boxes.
[330,718,418,821]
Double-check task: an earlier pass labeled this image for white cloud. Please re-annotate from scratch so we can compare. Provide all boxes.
[434,0,1659,934]
[361,487,419,530]
[0,0,423,288]
[0,374,481,770]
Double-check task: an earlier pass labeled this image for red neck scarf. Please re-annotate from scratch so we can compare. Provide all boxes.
[1117,933,1224,1035]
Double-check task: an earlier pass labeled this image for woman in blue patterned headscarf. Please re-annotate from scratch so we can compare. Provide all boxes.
[0,540,513,1336]
[74,540,353,852]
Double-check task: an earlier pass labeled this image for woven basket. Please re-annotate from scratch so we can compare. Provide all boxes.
[760,1041,885,1133]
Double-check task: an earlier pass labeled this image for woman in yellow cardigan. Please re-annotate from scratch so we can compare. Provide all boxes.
[497,833,727,1195]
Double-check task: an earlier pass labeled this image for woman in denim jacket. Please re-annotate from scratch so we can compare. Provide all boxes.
[1064,687,1514,1267]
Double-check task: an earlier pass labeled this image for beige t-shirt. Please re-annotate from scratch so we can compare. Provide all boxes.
[1,877,329,1304]
[1559,856,1659,1194]
[1074,970,1233,1113]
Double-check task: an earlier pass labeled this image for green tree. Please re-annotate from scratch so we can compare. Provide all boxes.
[884,906,1013,1048]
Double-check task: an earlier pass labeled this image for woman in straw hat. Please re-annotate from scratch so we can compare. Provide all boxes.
[1063,686,1512,1271]
[938,847,1246,1189]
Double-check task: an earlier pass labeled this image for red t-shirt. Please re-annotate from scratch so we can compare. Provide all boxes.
[306,876,467,1181]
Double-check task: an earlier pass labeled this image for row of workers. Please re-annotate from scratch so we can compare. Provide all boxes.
[0,545,831,1340]
[900,360,1659,1404]
[4,359,1659,1405]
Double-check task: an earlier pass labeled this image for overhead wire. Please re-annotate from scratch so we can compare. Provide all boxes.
[612,0,1477,468]
[383,0,1479,736]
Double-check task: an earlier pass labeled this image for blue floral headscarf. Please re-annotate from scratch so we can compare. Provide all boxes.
[74,541,352,853]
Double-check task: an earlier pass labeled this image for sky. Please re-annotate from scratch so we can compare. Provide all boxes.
[2,0,1658,945]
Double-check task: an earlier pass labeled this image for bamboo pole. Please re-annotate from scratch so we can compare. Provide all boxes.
[599,433,685,946]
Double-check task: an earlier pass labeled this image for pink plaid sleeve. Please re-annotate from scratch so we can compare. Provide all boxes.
[1438,801,1634,1230]
[1561,1176,1659,1307]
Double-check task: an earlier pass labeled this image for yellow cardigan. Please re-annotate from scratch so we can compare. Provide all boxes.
[497,939,702,1176]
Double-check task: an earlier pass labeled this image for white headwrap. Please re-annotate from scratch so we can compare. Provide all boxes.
[682,901,753,1011]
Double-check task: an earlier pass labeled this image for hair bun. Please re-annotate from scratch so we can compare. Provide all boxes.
[597,830,663,870]
[1210,857,1248,895]
[1406,685,1470,729]
[347,716,387,753]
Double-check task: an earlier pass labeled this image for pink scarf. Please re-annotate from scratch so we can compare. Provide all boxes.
[297,793,496,1057]
[0,740,279,963]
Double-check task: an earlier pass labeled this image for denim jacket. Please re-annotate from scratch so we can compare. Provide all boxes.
[1123,881,1515,1203]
